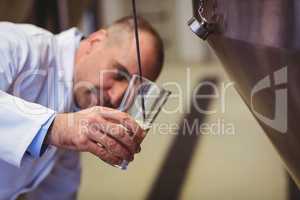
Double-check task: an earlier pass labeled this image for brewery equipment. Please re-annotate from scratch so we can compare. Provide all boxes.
[189,0,300,187]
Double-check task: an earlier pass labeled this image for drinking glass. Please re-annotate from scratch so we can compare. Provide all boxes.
[116,74,171,170]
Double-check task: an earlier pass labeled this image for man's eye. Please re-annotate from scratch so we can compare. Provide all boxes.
[115,72,125,81]
[115,69,129,81]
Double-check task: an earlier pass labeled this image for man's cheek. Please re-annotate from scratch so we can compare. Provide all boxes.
[86,93,98,108]
[78,93,96,109]
[98,74,115,87]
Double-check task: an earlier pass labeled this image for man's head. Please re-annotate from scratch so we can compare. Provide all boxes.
[74,16,164,109]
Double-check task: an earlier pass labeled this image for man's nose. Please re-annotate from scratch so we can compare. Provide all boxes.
[108,82,129,108]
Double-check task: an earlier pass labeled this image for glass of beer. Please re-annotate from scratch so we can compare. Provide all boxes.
[116,74,171,169]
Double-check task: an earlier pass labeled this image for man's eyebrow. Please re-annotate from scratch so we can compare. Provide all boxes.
[115,62,131,77]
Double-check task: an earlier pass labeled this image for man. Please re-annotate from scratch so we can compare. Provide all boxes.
[0,16,164,200]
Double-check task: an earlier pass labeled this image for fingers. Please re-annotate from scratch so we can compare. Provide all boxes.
[87,127,133,162]
[87,141,122,166]
[92,117,139,154]
[95,107,145,144]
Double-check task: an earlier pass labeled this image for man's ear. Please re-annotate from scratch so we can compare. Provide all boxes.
[85,29,108,53]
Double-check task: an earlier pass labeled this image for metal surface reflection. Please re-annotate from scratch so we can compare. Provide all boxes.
[192,0,300,187]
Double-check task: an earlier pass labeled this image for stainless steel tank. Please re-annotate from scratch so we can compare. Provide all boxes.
[190,0,300,187]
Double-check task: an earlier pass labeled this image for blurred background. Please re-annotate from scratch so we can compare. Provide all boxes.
[0,0,297,199]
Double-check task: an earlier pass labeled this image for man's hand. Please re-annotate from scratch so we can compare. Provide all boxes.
[46,106,145,166]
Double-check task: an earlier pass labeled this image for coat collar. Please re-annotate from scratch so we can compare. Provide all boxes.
[54,28,83,112]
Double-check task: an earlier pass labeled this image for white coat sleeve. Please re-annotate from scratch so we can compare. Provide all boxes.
[0,22,55,167]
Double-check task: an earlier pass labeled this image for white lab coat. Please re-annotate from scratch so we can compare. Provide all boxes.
[0,22,82,200]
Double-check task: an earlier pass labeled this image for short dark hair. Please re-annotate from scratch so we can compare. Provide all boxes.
[107,16,164,79]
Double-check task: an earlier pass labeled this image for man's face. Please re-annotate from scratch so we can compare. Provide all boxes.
[73,30,160,109]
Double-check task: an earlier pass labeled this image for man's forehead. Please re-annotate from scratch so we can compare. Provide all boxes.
[116,32,158,80]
